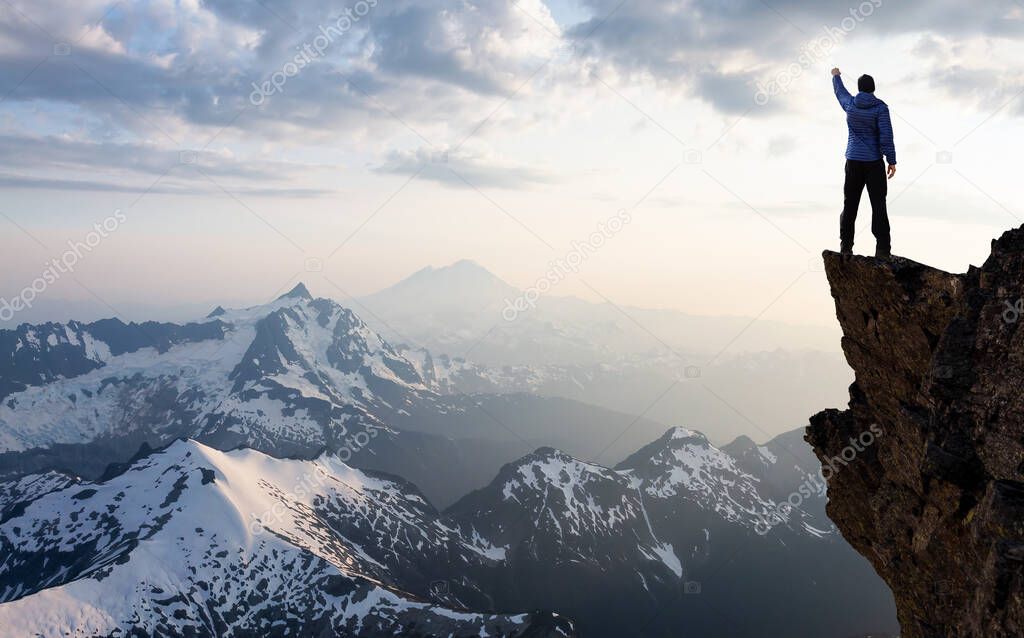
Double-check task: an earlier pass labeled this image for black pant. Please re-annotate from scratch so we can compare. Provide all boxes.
[840,159,890,251]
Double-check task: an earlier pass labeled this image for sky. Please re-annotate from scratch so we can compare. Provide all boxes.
[1,0,1024,330]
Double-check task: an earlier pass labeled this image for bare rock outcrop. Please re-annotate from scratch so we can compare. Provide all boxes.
[807,228,1024,637]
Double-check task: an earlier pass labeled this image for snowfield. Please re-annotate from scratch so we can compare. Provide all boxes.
[0,439,563,637]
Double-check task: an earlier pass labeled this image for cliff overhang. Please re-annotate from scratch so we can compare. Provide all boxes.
[807,229,1024,638]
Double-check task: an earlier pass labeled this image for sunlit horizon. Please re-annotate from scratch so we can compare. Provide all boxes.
[2,0,1022,331]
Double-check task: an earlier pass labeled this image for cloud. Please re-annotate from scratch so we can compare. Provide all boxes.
[0,0,574,199]
[0,134,338,196]
[695,68,771,115]
[567,0,1024,116]
[373,146,560,189]
[917,64,1024,117]
[367,2,559,96]
[5,0,1024,135]
[0,172,333,197]
[767,135,798,157]
[3,0,1024,201]
[0,0,561,138]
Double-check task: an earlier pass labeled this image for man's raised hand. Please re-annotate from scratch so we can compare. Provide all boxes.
[831,67,841,76]
[887,164,896,179]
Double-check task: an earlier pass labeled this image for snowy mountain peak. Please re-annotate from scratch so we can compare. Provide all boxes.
[614,427,783,530]
[422,258,498,277]
[447,445,646,553]
[277,282,313,300]
[0,290,428,468]
[0,438,572,637]
[616,427,711,470]
[530,445,578,461]
[401,260,515,293]
[360,259,520,318]
[667,426,707,443]
[447,258,496,275]
[509,447,623,492]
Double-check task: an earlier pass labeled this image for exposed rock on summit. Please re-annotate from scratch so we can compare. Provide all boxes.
[807,229,1024,637]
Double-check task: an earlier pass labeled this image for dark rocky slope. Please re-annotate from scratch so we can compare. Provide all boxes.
[807,229,1024,638]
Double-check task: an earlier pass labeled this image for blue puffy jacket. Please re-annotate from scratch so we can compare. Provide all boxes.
[833,75,896,165]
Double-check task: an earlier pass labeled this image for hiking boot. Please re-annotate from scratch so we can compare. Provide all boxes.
[875,246,891,261]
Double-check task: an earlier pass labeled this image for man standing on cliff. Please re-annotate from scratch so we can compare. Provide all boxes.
[831,68,897,260]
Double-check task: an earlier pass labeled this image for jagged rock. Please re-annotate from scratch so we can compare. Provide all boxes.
[807,229,1024,638]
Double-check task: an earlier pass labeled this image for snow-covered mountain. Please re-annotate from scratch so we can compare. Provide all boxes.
[357,260,840,364]
[356,261,854,445]
[0,426,892,637]
[0,284,424,457]
[0,317,230,401]
[359,259,520,323]
[0,282,898,636]
[722,427,831,521]
[0,285,668,498]
[445,427,893,638]
[0,438,573,637]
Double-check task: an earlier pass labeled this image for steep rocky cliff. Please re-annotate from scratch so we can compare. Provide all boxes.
[807,229,1024,637]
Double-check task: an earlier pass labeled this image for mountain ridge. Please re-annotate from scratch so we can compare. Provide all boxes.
[0,437,574,637]
[0,425,895,637]
[0,291,680,507]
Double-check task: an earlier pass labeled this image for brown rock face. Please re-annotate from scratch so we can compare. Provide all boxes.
[807,229,1024,638]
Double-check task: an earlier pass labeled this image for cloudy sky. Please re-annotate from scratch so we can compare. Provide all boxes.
[1,0,1023,330]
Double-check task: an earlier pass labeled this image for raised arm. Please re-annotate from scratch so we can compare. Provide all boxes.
[879,104,896,167]
[832,69,853,110]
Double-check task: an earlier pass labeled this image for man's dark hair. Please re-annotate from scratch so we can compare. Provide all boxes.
[858,74,875,93]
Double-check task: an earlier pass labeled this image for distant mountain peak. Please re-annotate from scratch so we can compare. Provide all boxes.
[728,434,756,447]
[448,258,488,271]
[615,427,712,472]
[359,259,520,314]
[277,282,313,301]
[721,434,758,458]
[667,426,706,442]
[207,305,227,318]
[531,446,568,459]
[644,427,711,450]
[410,259,507,284]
